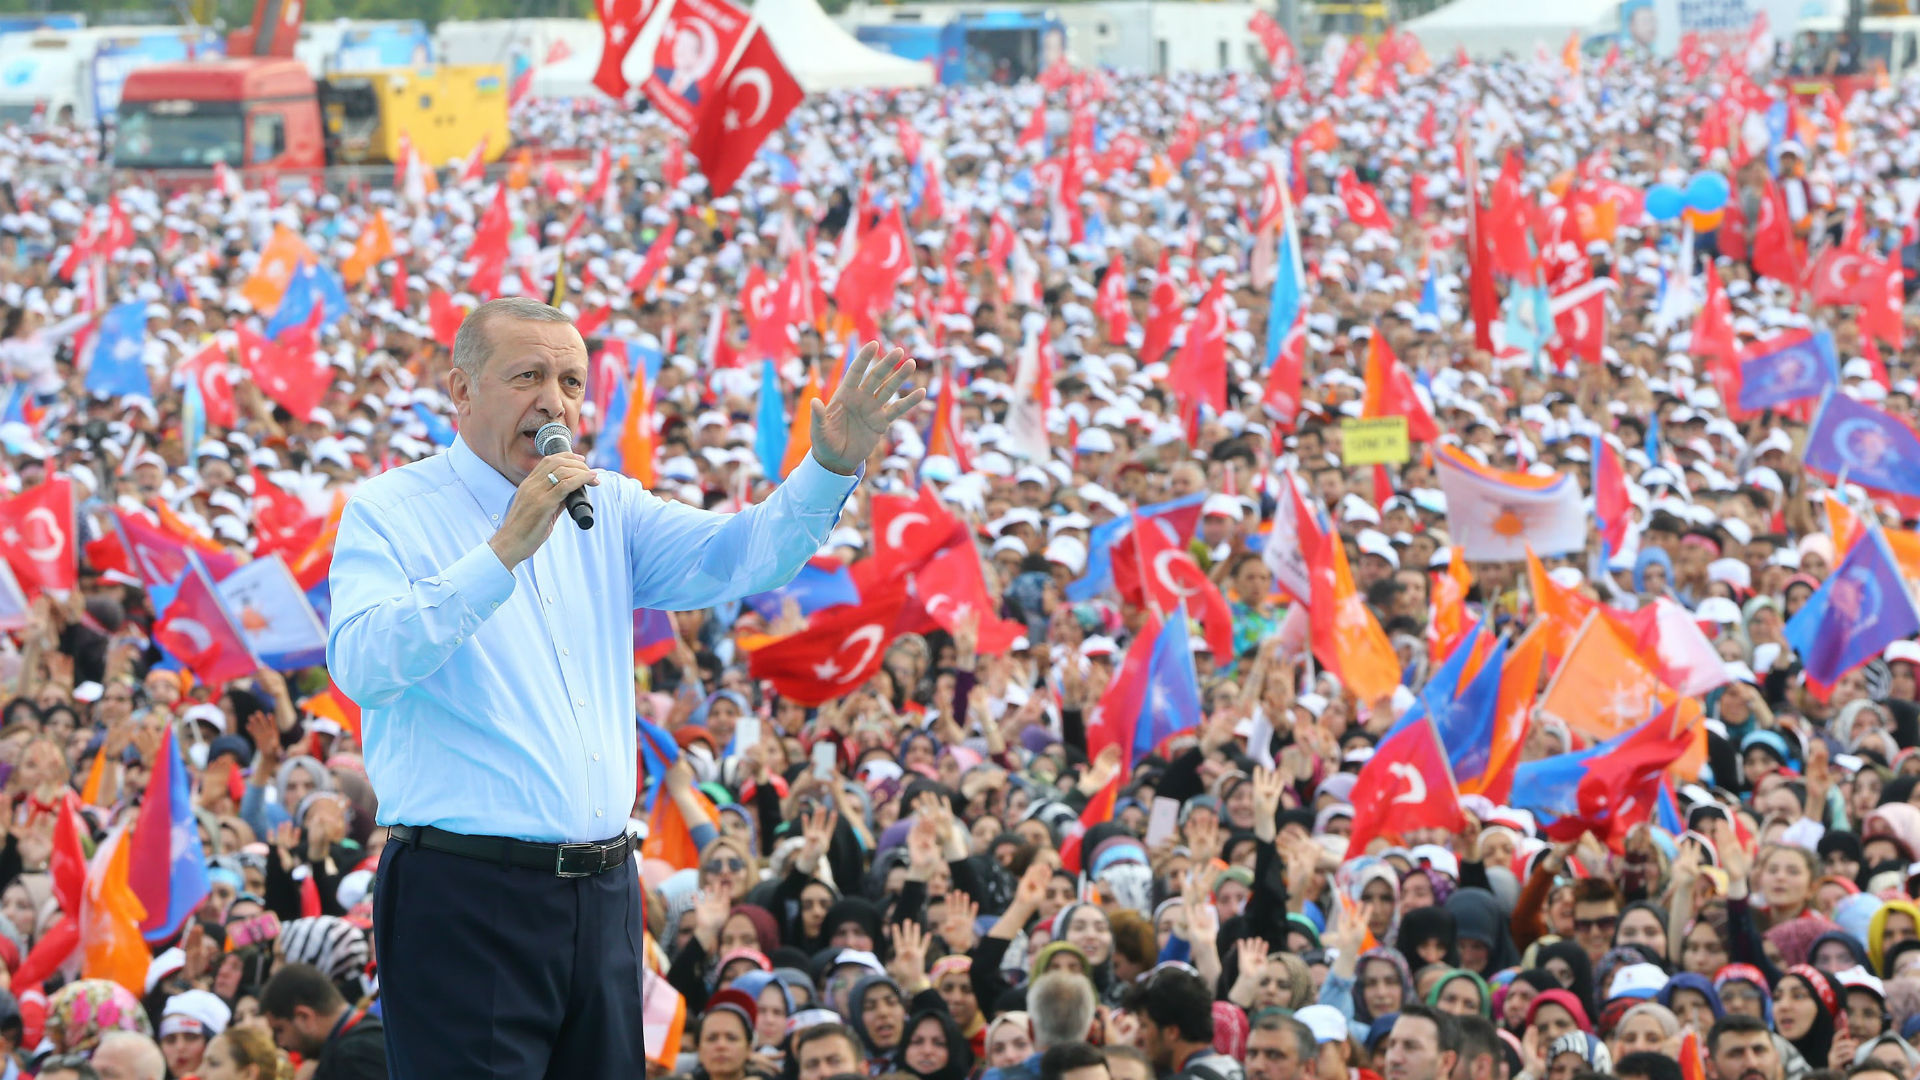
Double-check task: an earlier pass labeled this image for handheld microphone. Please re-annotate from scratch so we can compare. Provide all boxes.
[534,421,594,530]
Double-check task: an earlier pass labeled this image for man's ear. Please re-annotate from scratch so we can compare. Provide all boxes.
[448,366,472,412]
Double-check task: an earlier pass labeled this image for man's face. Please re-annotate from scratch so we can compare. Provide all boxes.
[799,1034,865,1080]
[447,317,589,485]
[1572,900,1619,959]
[268,1007,328,1058]
[1107,1056,1155,1080]
[1386,1015,1454,1080]
[1248,1027,1304,1080]
[1138,1016,1175,1070]
[1709,1029,1782,1080]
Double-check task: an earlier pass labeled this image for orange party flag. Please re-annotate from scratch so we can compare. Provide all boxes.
[1538,611,1671,745]
[239,226,316,313]
[81,829,150,994]
[1329,537,1400,703]
[1467,623,1548,803]
[341,212,394,287]
[641,786,717,871]
[1428,545,1473,661]
[619,362,656,487]
[1526,545,1595,668]
[780,364,822,479]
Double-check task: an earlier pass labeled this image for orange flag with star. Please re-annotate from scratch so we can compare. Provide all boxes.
[1330,537,1401,703]
[341,212,394,287]
[81,828,150,994]
[1526,546,1595,668]
[1428,545,1473,663]
[239,226,316,313]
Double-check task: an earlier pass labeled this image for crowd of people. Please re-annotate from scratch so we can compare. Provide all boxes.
[0,14,1906,1080]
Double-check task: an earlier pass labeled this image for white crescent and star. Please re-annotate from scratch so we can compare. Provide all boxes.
[726,67,772,131]
[1151,549,1200,599]
[1388,762,1428,804]
[811,624,885,683]
[21,508,62,563]
[169,618,213,654]
[885,512,928,549]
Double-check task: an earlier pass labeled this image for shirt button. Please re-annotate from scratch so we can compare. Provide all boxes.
[592,753,600,761]
[562,648,570,656]
[575,699,586,708]
[491,515,499,522]
[453,636,462,645]
[545,596,554,605]
[491,602,499,610]
[595,808,604,818]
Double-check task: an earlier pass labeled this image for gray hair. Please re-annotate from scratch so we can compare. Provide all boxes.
[95,1030,167,1080]
[450,297,574,378]
[1028,970,1097,1051]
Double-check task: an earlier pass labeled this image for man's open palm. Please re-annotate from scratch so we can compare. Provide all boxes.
[809,343,926,475]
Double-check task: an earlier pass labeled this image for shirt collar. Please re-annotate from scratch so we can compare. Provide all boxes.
[449,435,518,521]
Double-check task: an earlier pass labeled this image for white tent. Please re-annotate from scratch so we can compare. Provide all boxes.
[752,0,934,92]
[1402,0,1621,60]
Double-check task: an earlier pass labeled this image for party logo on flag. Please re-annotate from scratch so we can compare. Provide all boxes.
[1738,329,1836,413]
[1784,526,1920,694]
[1804,391,1920,502]
[1435,446,1584,562]
[215,554,327,671]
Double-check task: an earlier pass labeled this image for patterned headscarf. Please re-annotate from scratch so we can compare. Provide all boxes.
[1212,1001,1251,1058]
[45,979,152,1053]
[279,915,372,998]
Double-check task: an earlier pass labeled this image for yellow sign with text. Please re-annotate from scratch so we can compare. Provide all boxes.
[1341,417,1411,466]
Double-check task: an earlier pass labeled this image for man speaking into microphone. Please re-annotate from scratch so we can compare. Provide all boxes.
[326,297,924,1077]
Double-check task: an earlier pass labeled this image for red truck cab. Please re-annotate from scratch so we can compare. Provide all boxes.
[114,57,324,172]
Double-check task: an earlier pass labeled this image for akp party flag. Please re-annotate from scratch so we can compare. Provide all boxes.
[1468,623,1548,803]
[239,226,315,313]
[1784,526,1920,698]
[641,781,717,872]
[779,364,821,479]
[215,554,328,671]
[1436,446,1584,562]
[80,827,149,993]
[1084,613,1204,770]
[153,551,259,684]
[1325,536,1401,703]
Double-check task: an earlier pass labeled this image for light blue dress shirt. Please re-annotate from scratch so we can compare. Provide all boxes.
[326,436,856,843]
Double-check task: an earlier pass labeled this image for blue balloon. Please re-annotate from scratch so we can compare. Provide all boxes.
[1685,171,1730,212]
[1645,183,1686,222]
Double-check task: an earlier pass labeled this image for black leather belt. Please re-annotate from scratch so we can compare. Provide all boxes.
[388,824,633,878]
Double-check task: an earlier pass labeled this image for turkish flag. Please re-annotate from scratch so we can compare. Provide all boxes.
[1096,253,1131,345]
[1140,252,1183,366]
[1345,717,1463,855]
[1695,261,1738,362]
[1864,261,1907,349]
[628,216,679,298]
[1551,282,1607,364]
[1252,161,1286,235]
[1111,516,1236,664]
[592,0,663,101]
[154,561,257,684]
[0,479,75,595]
[741,265,791,361]
[912,545,1026,655]
[1016,100,1047,145]
[250,469,315,553]
[641,0,750,133]
[1752,180,1806,287]
[244,311,331,422]
[427,290,466,348]
[745,585,906,705]
[834,209,912,318]
[113,509,238,587]
[1338,169,1394,231]
[1263,308,1307,428]
[685,25,804,197]
[1169,272,1230,417]
[871,486,967,578]
[182,342,236,429]
[1360,333,1440,442]
[1811,247,1887,307]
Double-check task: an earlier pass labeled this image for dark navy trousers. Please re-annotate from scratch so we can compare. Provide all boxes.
[373,835,646,1078]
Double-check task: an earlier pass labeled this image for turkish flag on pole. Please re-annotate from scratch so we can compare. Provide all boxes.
[1694,261,1738,362]
[685,25,805,197]
[744,586,907,705]
[1864,261,1907,349]
[1810,247,1888,307]
[1550,280,1608,364]
[870,486,967,579]
[1752,180,1806,287]
[1017,100,1048,145]
[0,479,75,596]
[1140,252,1183,366]
[153,554,258,685]
[627,216,679,298]
[1263,308,1307,428]
[1345,716,1464,856]
[1116,515,1236,664]
[182,342,236,429]
[1338,169,1394,230]
[244,310,331,422]
[912,545,1027,656]
[592,0,663,101]
[1169,272,1230,417]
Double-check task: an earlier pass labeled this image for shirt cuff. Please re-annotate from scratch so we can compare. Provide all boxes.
[445,541,516,619]
[785,452,862,509]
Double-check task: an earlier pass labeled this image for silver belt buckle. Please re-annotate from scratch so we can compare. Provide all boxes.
[555,842,598,878]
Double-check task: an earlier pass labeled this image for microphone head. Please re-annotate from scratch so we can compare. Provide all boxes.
[534,422,573,457]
